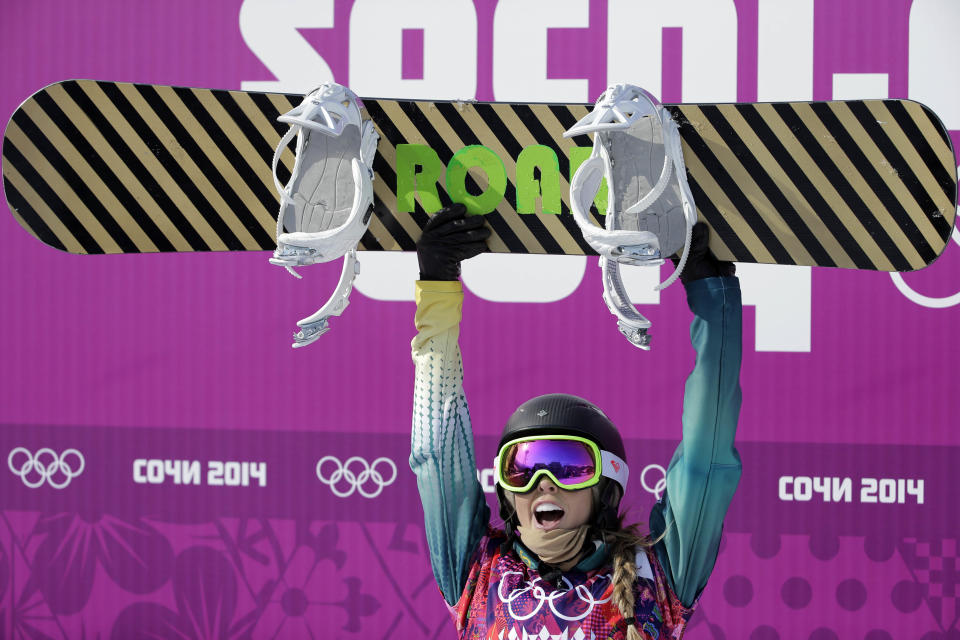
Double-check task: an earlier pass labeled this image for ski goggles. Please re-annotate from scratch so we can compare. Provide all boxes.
[494,435,629,494]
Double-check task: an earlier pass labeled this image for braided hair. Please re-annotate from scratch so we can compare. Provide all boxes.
[605,519,666,639]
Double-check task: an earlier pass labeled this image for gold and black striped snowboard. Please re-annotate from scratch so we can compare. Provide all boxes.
[3,80,956,271]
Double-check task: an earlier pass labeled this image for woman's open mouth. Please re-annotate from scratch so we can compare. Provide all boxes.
[534,503,565,529]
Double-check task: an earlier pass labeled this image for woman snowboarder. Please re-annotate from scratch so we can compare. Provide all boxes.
[410,204,742,638]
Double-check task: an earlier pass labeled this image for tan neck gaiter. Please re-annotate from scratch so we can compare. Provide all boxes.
[516,524,592,571]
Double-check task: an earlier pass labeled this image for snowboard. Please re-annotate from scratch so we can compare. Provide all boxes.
[3,79,956,271]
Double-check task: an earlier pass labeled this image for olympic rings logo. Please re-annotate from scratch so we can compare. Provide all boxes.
[497,572,612,622]
[8,448,85,489]
[641,463,666,500]
[315,456,397,498]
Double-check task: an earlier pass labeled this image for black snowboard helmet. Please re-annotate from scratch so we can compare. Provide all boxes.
[496,393,628,534]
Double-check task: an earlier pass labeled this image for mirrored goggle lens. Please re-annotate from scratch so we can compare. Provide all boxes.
[501,439,597,489]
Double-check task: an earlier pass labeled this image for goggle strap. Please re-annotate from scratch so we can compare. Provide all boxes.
[600,449,629,489]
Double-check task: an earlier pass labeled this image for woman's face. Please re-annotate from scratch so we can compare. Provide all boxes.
[512,475,593,531]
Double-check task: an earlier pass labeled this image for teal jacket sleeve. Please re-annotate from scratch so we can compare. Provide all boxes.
[650,275,743,607]
[409,281,491,607]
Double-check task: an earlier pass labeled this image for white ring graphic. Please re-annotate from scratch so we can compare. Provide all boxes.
[889,215,960,308]
[641,463,667,500]
[497,572,547,621]
[315,455,397,498]
[497,572,612,622]
[8,448,85,489]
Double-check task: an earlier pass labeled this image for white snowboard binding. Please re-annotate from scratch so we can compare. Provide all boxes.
[565,84,697,349]
[269,82,379,348]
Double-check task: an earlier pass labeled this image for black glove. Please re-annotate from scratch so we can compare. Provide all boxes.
[416,203,491,281]
[671,222,735,284]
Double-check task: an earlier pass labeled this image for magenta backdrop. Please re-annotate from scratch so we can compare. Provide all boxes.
[1,1,958,639]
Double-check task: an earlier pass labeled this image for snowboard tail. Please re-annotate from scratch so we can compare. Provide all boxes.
[3,80,956,271]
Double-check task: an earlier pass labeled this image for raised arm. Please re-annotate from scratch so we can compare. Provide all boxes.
[650,225,743,607]
[409,205,491,607]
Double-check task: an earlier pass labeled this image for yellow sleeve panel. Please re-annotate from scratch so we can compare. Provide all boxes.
[412,280,464,353]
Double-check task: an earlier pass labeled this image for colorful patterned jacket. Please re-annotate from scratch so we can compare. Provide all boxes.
[410,276,742,639]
